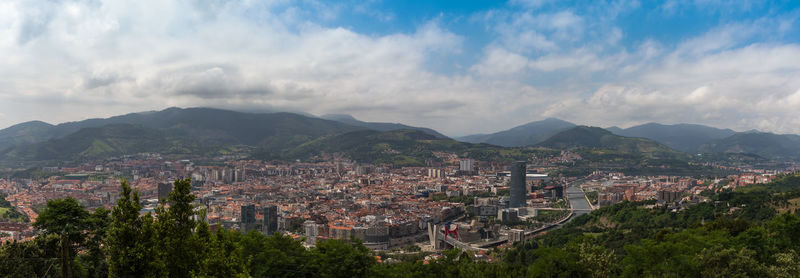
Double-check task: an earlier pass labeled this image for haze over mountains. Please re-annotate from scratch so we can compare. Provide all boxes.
[459,118,800,161]
[320,114,449,139]
[457,118,575,147]
[536,126,682,158]
[697,132,800,161]
[0,108,471,165]
[1,107,800,164]
[606,123,736,152]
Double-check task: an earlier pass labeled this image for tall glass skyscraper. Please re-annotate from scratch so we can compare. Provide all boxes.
[509,161,526,208]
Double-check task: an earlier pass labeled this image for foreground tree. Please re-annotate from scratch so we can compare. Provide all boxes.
[152,178,201,277]
[308,238,376,278]
[81,207,111,277]
[107,180,155,277]
[195,224,248,277]
[0,234,61,277]
[34,197,90,278]
[240,230,309,277]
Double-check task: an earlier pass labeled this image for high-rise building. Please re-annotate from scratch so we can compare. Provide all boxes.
[657,190,680,204]
[234,168,245,182]
[304,220,319,245]
[240,205,256,233]
[509,229,525,243]
[223,168,234,183]
[509,161,527,208]
[157,182,173,202]
[262,205,278,235]
[460,159,474,172]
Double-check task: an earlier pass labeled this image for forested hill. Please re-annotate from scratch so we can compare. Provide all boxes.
[536,126,682,158]
[4,174,800,277]
[272,129,548,166]
[0,107,364,164]
[697,132,800,161]
[507,172,800,277]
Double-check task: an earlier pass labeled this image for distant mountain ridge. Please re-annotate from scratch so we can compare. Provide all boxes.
[606,123,736,152]
[0,124,210,161]
[0,108,364,163]
[321,114,448,139]
[606,122,800,161]
[457,118,576,147]
[536,126,683,158]
[0,121,55,151]
[697,132,800,161]
[3,108,800,164]
[276,129,533,166]
[0,108,451,165]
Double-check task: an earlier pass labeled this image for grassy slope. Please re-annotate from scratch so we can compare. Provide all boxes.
[283,129,556,166]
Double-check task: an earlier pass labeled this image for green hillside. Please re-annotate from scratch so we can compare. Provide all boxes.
[698,132,800,161]
[0,107,364,155]
[607,122,736,152]
[322,114,449,139]
[458,118,576,147]
[0,194,28,223]
[0,121,54,151]
[537,126,682,158]
[0,124,218,162]
[0,108,368,164]
[277,129,552,166]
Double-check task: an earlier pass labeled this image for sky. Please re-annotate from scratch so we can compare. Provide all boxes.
[1,0,800,136]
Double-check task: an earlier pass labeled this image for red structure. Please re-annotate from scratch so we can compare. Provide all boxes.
[444,223,459,241]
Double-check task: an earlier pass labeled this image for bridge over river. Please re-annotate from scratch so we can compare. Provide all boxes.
[430,182,595,250]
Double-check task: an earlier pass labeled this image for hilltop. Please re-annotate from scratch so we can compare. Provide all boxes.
[277,129,546,166]
[536,126,681,157]
[607,123,736,152]
[457,118,576,147]
[321,114,448,139]
[698,132,800,161]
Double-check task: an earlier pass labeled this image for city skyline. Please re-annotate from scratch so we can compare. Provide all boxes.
[2,1,800,136]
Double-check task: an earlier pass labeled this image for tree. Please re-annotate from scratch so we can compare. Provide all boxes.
[195,225,248,277]
[769,250,800,278]
[309,239,376,278]
[153,178,200,278]
[574,242,616,278]
[33,197,90,278]
[80,206,111,278]
[525,247,588,278]
[107,180,155,277]
[0,234,61,277]
[696,246,769,278]
[240,230,309,277]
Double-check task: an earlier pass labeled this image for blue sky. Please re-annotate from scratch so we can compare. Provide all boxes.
[1,0,800,136]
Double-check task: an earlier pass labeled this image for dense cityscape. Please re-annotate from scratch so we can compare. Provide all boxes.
[2,150,796,253]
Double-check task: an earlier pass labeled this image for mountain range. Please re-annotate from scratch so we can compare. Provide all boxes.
[697,132,800,161]
[1,107,800,164]
[536,126,682,158]
[0,108,363,157]
[280,129,507,166]
[605,123,736,152]
[0,108,481,165]
[457,118,575,147]
[459,119,800,161]
[321,114,448,139]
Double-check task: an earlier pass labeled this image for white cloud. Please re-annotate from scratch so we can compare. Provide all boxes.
[1,0,800,137]
[470,47,529,76]
[0,0,485,133]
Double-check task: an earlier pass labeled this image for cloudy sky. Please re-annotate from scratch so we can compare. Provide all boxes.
[2,0,800,136]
